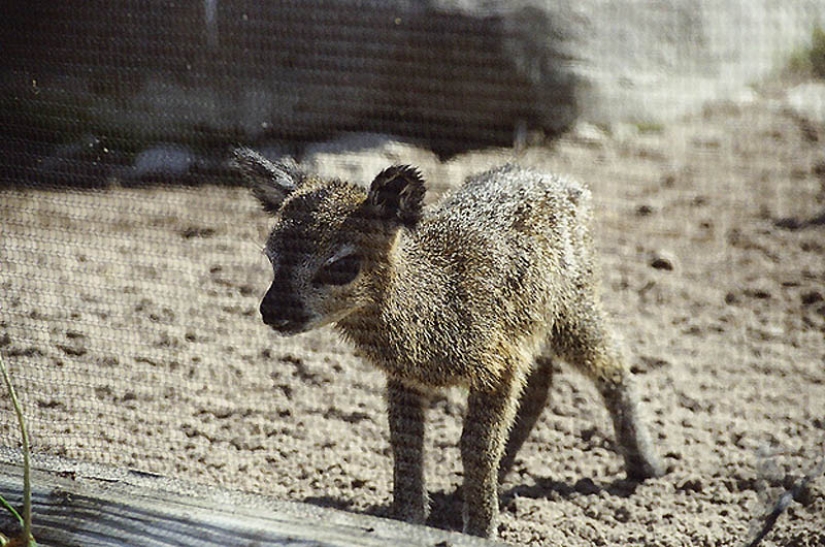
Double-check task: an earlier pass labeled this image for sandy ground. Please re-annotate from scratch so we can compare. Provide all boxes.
[1,86,824,546]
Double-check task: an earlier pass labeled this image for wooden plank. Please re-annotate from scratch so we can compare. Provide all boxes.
[0,451,502,547]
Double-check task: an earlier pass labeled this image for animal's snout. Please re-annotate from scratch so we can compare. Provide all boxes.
[260,285,310,334]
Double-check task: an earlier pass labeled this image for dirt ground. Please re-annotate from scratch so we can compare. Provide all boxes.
[1,83,824,546]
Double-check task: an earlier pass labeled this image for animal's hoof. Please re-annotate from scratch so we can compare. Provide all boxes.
[627,456,666,481]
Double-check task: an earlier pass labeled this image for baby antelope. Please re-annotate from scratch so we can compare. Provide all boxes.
[234,149,663,538]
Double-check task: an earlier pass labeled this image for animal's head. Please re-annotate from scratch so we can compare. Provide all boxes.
[233,148,426,334]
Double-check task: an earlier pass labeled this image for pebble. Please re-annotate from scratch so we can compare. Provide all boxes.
[649,251,677,271]
[569,121,608,146]
[574,477,601,495]
[132,144,196,179]
[801,290,824,306]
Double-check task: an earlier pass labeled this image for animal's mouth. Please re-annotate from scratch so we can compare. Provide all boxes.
[264,317,309,335]
[260,300,357,335]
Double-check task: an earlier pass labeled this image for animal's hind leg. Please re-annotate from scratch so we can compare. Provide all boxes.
[498,355,554,484]
[597,362,664,480]
[554,305,664,481]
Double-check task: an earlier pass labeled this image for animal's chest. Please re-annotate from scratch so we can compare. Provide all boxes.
[344,306,482,389]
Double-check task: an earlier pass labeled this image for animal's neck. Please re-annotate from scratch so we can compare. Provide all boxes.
[336,227,439,349]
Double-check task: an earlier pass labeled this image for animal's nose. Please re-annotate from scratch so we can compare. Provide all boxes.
[260,286,309,334]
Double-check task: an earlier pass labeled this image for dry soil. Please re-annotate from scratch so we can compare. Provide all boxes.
[1,86,824,546]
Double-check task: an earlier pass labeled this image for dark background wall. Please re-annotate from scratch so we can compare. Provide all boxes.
[1,0,575,176]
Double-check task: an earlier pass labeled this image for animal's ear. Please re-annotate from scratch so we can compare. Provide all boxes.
[365,165,426,228]
[232,148,303,213]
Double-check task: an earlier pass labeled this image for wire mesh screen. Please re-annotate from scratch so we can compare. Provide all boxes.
[2,2,825,545]
[0,1,575,169]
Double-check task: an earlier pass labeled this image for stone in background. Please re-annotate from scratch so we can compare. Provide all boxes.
[1,0,823,180]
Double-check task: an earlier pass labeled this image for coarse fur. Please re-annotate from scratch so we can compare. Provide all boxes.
[234,148,664,539]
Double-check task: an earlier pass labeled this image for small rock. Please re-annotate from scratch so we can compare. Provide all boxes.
[801,290,824,306]
[574,477,601,495]
[775,217,804,230]
[570,122,608,146]
[813,159,825,179]
[179,226,217,239]
[132,144,196,180]
[660,172,678,187]
[677,477,704,493]
[302,133,439,186]
[743,287,772,299]
[649,252,676,271]
[57,342,87,357]
[631,355,670,374]
[613,506,632,523]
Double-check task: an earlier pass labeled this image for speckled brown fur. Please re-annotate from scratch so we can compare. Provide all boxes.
[234,148,664,538]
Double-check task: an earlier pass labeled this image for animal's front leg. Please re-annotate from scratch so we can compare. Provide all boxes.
[460,374,523,538]
[387,378,429,524]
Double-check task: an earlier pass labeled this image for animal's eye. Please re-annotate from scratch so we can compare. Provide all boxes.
[314,253,362,286]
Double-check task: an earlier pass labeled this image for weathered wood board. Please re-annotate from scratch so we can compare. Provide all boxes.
[0,451,501,547]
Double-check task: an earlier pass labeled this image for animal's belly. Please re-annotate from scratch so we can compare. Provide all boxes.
[376,353,474,389]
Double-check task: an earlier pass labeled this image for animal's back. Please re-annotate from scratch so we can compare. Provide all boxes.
[366,164,598,388]
[435,164,592,239]
[419,164,596,301]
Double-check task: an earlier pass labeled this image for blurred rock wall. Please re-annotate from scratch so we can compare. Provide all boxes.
[1,0,823,166]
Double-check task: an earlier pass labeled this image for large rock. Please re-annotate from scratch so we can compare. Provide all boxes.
[557,0,825,123]
[1,0,824,165]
